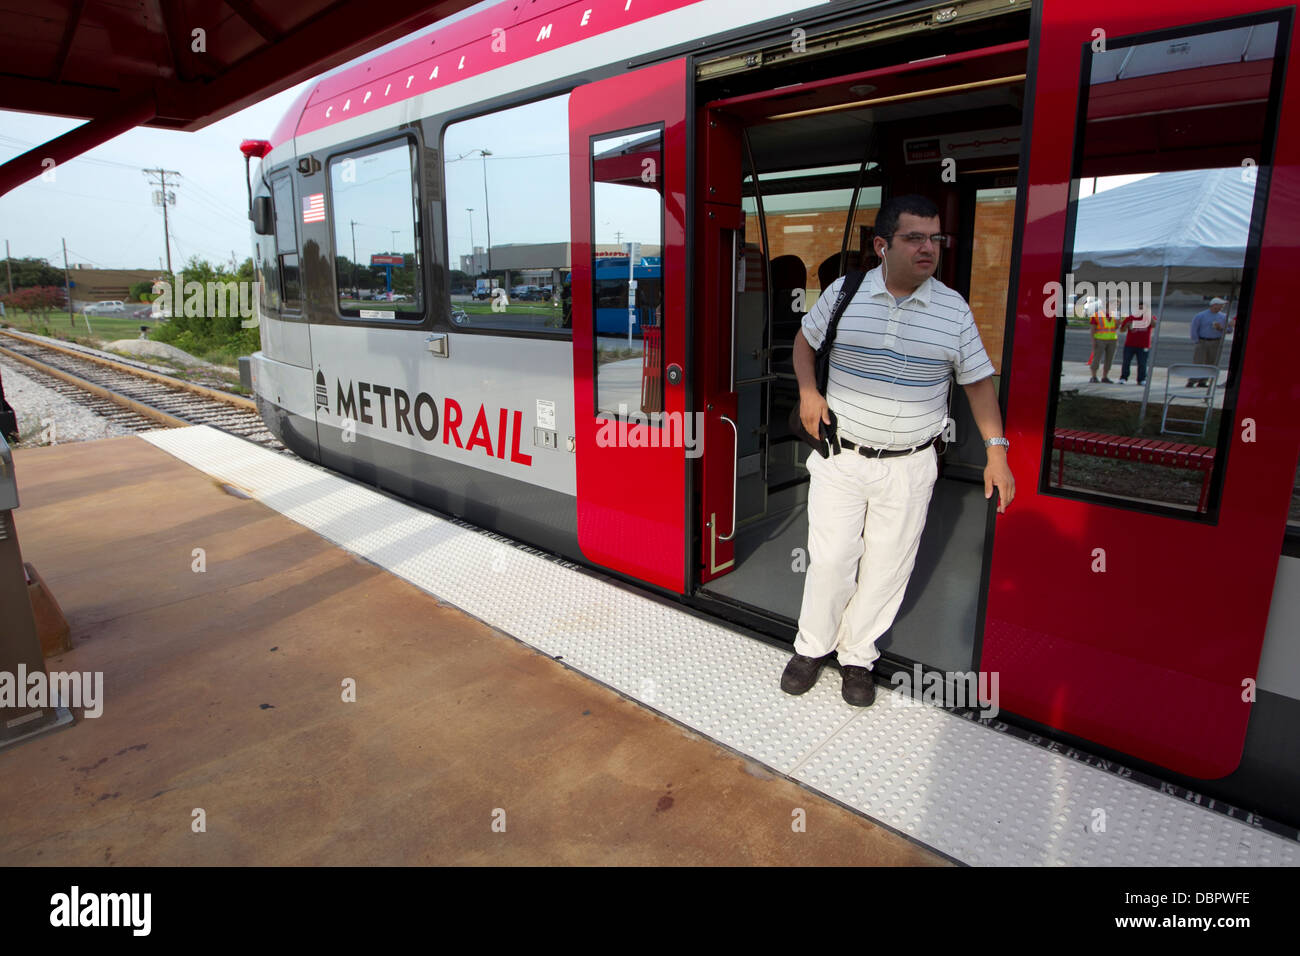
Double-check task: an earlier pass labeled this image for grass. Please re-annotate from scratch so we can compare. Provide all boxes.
[597,347,642,366]
[459,300,559,317]
[1050,392,1222,509]
[1,308,161,342]
[1,308,242,387]
[1055,391,1220,447]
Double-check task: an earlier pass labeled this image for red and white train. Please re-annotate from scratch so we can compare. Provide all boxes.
[239,0,1300,829]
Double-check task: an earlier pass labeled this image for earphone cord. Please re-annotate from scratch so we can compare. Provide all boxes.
[879,251,906,449]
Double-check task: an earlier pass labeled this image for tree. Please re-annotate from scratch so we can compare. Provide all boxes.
[4,257,63,289]
[1,285,66,317]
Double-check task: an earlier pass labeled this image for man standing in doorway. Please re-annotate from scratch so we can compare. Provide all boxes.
[781,194,1015,706]
[1188,297,1228,387]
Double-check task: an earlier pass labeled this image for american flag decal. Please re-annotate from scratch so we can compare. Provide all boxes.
[302,193,325,223]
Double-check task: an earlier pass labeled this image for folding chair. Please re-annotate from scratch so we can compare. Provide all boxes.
[1161,364,1218,437]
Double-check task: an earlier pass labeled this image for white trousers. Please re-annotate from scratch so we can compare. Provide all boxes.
[793,444,938,668]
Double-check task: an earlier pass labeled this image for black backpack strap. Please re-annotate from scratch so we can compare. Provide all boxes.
[818,268,866,360]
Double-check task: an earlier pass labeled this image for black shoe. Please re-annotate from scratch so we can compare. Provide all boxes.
[841,665,876,707]
[780,653,828,695]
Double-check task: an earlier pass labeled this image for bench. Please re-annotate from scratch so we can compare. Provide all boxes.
[1052,429,1216,512]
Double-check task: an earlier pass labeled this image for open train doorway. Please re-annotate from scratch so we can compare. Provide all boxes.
[693,34,1027,673]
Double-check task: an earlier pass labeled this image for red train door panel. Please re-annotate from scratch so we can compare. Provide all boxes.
[570,59,688,592]
[986,1,1300,778]
[696,108,745,583]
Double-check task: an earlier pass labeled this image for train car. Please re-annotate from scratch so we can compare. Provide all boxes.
[238,0,1300,829]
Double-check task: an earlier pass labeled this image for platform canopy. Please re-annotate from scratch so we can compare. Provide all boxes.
[0,0,480,196]
[1070,167,1258,288]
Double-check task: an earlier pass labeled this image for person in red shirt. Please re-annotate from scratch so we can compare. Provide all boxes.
[1118,305,1157,385]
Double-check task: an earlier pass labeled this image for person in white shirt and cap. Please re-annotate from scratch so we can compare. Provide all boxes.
[1187,297,1229,387]
[781,194,1015,706]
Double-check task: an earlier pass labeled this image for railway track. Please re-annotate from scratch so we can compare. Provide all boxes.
[0,329,283,450]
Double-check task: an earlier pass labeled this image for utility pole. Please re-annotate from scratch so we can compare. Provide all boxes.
[4,240,12,294]
[62,238,73,326]
[466,208,475,274]
[480,149,493,272]
[143,168,181,273]
[350,220,358,295]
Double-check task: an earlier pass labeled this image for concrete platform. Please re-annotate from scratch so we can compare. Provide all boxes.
[0,436,946,866]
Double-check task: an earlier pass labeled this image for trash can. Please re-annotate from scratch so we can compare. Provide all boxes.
[0,435,72,748]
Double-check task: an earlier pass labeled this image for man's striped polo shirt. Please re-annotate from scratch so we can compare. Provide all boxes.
[800,265,995,450]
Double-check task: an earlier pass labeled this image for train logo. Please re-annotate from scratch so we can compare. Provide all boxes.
[330,374,532,466]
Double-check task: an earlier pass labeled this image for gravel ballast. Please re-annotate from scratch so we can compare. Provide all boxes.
[0,358,137,447]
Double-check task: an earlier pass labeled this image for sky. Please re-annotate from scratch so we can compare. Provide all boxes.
[0,0,500,274]
[0,85,310,272]
[0,0,1161,279]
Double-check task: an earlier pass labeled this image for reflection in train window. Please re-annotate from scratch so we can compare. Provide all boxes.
[328,139,423,318]
[1289,455,1300,534]
[442,94,572,334]
[592,127,664,419]
[270,175,300,311]
[1044,17,1286,516]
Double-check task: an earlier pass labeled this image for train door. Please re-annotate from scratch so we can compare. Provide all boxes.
[987,1,1299,778]
[691,39,1029,660]
[569,59,690,592]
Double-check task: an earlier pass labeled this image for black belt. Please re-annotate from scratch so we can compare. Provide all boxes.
[1198,336,1222,341]
[837,435,937,459]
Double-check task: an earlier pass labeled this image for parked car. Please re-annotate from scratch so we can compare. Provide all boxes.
[84,299,125,314]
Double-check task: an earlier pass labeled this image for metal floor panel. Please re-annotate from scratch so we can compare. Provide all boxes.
[140,426,1300,866]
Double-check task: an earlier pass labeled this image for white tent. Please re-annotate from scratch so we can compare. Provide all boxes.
[1069,167,1259,419]
[1071,167,1256,287]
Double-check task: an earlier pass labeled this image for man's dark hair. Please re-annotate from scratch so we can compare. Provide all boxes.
[874,194,940,247]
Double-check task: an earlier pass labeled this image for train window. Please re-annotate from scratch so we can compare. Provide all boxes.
[1289,455,1300,535]
[442,93,571,334]
[742,185,878,298]
[270,175,300,311]
[591,126,664,419]
[327,139,424,319]
[255,235,279,314]
[1043,16,1287,516]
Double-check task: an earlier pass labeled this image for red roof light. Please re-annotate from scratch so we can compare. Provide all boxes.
[240,139,272,159]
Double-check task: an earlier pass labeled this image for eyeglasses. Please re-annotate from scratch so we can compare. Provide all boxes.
[879,233,950,248]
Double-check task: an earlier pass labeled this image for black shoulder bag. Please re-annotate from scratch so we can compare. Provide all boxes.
[787,269,866,458]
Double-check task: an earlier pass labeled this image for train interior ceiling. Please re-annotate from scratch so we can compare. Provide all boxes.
[693,30,1028,670]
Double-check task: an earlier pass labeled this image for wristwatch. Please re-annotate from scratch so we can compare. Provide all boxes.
[984,437,1010,449]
